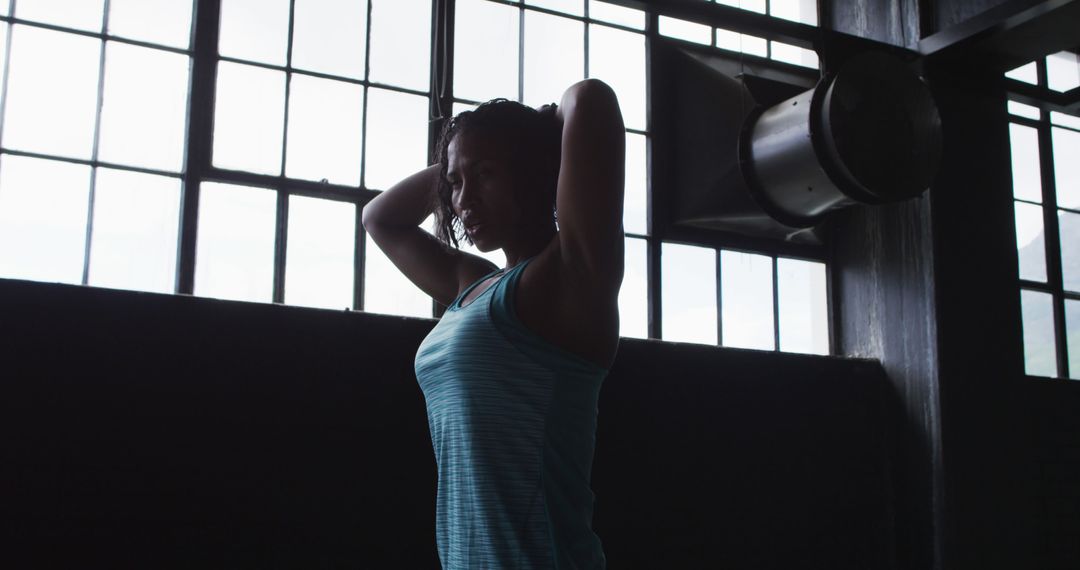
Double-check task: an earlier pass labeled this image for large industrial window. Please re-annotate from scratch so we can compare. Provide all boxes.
[1007,52,1080,379]
[0,0,829,355]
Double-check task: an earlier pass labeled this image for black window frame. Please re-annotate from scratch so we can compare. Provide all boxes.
[0,0,836,355]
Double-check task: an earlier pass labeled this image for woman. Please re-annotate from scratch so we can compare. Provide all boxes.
[361,78,625,569]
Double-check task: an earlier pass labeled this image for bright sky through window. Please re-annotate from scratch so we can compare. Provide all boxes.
[454,0,519,103]
[1009,123,1043,203]
[87,169,181,294]
[15,0,104,32]
[285,195,356,310]
[284,74,365,186]
[4,26,100,160]
[721,250,775,350]
[1015,201,1047,282]
[523,10,585,107]
[1021,289,1057,377]
[212,62,286,175]
[662,242,718,345]
[98,42,190,173]
[619,237,648,339]
[107,0,194,49]
[0,155,90,284]
[194,182,277,303]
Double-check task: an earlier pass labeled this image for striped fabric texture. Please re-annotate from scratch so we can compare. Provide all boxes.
[414,255,609,569]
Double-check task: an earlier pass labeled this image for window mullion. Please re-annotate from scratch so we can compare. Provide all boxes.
[430,0,455,319]
[81,1,110,286]
[1037,111,1069,378]
[177,0,224,295]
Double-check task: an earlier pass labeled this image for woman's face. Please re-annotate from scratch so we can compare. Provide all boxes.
[446,131,526,251]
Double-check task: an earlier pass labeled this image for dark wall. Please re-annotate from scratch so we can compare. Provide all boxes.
[1,277,893,569]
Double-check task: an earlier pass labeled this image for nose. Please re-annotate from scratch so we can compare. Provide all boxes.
[454,179,476,212]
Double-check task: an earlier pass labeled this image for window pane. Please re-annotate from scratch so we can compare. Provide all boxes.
[624,132,647,235]
[717,0,766,14]
[525,0,583,16]
[1007,100,1041,120]
[771,41,819,69]
[1046,51,1080,93]
[1051,112,1080,131]
[770,0,817,25]
[0,154,90,284]
[218,0,290,66]
[0,2,7,16]
[212,62,286,175]
[369,0,431,91]
[662,242,716,345]
[721,250,775,350]
[1020,289,1057,377]
[98,42,190,172]
[1060,210,1080,292]
[108,0,194,49]
[453,101,479,115]
[588,1,644,30]
[777,257,828,354]
[87,168,180,293]
[1005,61,1038,85]
[292,0,366,79]
[285,195,356,310]
[1066,299,1080,380]
[1015,201,1047,282]
[1052,126,1080,209]
[364,232,431,317]
[285,74,365,186]
[524,11,584,107]
[455,0,520,103]
[588,25,645,131]
[16,0,104,32]
[716,28,767,57]
[618,236,647,339]
[365,88,429,191]
[659,16,711,46]
[194,182,277,303]
[3,26,101,159]
[1009,123,1042,203]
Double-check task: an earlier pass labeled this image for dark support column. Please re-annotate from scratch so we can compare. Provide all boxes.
[924,62,1034,569]
[823,0,942,564]
[831,195,940,570]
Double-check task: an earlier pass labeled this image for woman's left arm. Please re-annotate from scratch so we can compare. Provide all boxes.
[554,79,626,289]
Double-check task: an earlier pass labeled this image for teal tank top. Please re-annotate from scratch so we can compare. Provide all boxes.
[414,255,609,569]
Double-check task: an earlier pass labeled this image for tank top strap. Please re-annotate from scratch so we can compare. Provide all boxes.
[450,265,504,311]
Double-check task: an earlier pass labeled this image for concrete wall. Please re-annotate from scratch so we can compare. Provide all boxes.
[1,277,891,569]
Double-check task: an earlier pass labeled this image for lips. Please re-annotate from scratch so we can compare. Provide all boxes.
[463,217,484,235]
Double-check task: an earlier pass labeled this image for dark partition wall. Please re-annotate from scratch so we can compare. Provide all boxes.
[0,278,892,569]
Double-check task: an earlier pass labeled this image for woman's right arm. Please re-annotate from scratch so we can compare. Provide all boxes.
[361,164,495,307]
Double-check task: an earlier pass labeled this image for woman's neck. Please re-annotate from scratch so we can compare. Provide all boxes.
[502,223,557,269]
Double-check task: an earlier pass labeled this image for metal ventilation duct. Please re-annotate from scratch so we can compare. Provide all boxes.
[657,46,943,243]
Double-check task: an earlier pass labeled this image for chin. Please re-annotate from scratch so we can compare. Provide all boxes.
[474,241,500,253]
